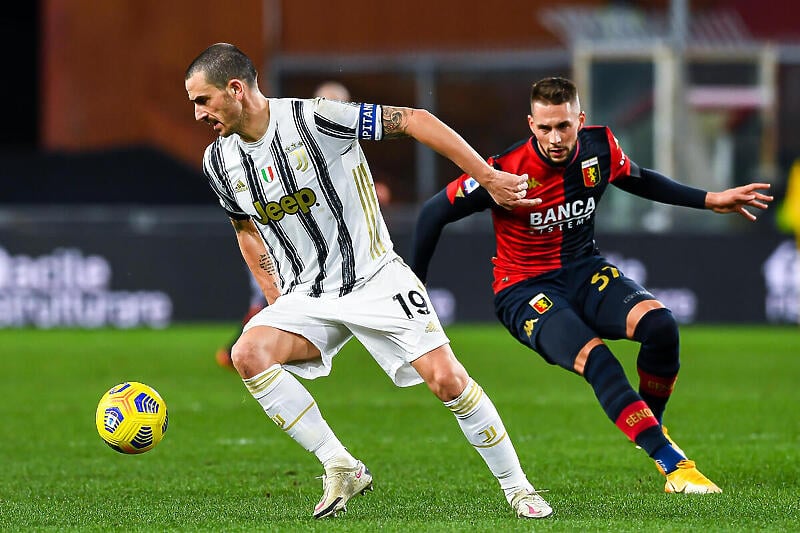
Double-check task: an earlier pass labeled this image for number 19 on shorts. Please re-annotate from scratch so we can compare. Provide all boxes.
[392,290,431,318]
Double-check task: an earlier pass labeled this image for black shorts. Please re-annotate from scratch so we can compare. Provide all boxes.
[494,255,655,370]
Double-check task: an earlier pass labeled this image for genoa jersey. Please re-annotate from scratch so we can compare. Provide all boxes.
[445,126,631,293]
[202,97,394,298]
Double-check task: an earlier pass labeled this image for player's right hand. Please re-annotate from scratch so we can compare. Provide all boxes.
[482,170,542,210]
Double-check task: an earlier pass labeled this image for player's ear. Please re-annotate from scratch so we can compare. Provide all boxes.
[578,111,586,129]
[228,80,244,98]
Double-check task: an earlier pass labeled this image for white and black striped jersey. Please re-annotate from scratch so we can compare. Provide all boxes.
[202,97,396,297]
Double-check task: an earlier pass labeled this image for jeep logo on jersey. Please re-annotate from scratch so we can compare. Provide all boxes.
[253,188,318,223]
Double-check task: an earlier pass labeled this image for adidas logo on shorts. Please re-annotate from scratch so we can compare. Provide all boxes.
[425,321,441,333]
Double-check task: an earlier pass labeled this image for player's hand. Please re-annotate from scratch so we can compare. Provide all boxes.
[705,182,773,221]
[481,169,542,210]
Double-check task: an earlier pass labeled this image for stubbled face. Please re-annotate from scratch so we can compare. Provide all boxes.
[528,100,584,164]
[185,71,241,138]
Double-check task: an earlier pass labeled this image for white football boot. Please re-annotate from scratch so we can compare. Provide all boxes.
[509,489,553,519]
[313,461,373,518]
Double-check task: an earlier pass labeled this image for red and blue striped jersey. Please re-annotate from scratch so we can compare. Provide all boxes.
[443,126,631,293]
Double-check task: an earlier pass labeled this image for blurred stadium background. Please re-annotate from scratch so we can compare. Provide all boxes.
[3,0,800,328]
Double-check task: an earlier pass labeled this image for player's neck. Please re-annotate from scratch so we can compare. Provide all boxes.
[239,94,270,143]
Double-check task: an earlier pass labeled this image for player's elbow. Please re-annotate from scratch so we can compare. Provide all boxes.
[404,108,436,137]
[412,108,434,121]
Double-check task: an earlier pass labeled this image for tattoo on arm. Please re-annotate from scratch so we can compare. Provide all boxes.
[258,253,277,277]
[382,106,411,139]
[258,253,281,296]
[229,218,281,299]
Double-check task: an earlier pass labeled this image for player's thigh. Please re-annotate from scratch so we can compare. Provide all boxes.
[236,324,320,364]
[243,293,352,380]
[495,282,598,372]
[578,258,657,339]
[343,258,449,387]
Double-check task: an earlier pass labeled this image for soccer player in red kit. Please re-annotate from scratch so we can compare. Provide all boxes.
[411,77,773,494]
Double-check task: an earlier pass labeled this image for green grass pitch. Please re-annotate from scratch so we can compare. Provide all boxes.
[0,324,798,532]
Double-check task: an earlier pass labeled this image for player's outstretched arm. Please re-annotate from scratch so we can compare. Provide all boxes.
[705,183,773,221]
[616,165,772,221]
[231,218,282,304]
[380,105,540,210]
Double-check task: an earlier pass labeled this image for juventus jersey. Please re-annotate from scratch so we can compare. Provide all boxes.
[202,97,395,297]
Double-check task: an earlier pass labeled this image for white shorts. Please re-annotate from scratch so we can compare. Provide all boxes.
[243,257,450,387]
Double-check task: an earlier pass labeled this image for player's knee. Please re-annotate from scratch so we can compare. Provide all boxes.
[230,334,278,376]
[414,348,469,401]
[229,337,253,374]
[426,371,468,401]
[633,307,679,350]
[536,310,598,374]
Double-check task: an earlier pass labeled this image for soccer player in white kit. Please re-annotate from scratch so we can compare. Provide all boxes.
[185,42,551,520]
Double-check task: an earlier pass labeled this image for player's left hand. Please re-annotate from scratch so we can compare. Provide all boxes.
[705,182,773,221]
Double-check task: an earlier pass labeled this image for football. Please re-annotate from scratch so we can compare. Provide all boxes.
[95,382,168,454]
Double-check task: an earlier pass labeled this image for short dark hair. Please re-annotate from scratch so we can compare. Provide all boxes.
[530,77,579,107]
[185,43,258,89]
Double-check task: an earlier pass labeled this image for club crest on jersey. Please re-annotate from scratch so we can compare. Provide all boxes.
[284,142,309,172]
[529,293,553,314]
[581,156,601,188]
[234,179,248,193]
[261,166,276,183]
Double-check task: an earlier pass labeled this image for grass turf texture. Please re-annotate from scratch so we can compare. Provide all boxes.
[0,324,798,532]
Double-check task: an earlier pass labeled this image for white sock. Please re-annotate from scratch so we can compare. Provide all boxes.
[243,364,357,470]
[444,378,534,501]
